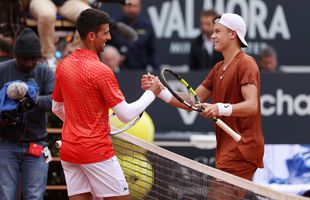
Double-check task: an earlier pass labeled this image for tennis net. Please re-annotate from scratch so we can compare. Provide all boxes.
[112,133,307,200]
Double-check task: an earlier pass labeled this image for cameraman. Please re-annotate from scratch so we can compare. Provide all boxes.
[0,28,54,200]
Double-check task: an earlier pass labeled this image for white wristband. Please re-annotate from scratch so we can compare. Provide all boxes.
[158,87,173,103]
[216,103,232,116]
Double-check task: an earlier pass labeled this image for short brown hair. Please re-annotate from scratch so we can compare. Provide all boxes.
[259,46,277,59]
[200,9,218,18]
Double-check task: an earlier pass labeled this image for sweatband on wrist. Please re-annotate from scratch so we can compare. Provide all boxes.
[216,103,232,116]
[158,87,173,103]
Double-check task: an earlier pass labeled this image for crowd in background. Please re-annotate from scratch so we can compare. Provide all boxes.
[0,0,279,74]
[0,0,288,200]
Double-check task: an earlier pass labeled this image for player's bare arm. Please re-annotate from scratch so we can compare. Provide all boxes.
[200,83,258,119]
[230,83,258,117]
[195,85,212,102]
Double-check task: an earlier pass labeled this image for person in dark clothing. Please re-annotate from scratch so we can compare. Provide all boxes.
[258,46,278,73]
[0,37,12,62]
[109,0,159,70]
[0,28,54,200]
[189,9,223,71]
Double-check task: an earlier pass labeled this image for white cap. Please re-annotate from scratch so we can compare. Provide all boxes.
[214,13,248,47]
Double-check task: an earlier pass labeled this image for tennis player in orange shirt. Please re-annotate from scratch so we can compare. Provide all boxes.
[52,9,162,200]
[142,13,264,199]
[142,13,264,181]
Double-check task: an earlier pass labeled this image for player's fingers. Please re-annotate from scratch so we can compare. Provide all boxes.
[200,107,212,118]
[152,76,159,82]
[141,79,151,85]
[147,72,155,78]
[200,103,211,108]
[142,74,151,79]
[141,84,151,90]
[153,76,162,84]
[141,76,148,82]
[194,103,203,108]
[141,75,154,83]
[141,79,153,87]
[142,73,154,79]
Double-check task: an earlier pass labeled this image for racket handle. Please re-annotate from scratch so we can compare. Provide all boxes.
[214,118,241,142]
[55,140,62,148]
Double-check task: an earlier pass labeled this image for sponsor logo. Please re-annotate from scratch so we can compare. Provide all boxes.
[148,0,290,40]
[261,89,310,116]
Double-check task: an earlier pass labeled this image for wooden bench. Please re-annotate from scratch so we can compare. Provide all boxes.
[26,18,75,28]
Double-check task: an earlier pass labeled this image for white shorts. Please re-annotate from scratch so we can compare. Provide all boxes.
[61,156,129,198]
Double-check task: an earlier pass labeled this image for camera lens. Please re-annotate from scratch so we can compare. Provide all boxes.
[18,98,35,112]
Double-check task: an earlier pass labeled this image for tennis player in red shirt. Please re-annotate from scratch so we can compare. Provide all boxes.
[52,9,162,200]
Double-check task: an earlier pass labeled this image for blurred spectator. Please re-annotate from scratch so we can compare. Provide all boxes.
[0,0,26,38]
[29,0,91,70]
[109,0,160,71]
[189,9,223,71]
[258,46,278,73]
[0,28,54,200]
[100,45,122,73]
[0,36,13,62]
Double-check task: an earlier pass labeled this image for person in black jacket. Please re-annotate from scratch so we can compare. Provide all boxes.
[189,9,223,71]
[108,0,160,71]
[0,28,54,200]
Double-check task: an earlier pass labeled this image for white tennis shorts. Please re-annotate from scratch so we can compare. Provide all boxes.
[61,156,129,198]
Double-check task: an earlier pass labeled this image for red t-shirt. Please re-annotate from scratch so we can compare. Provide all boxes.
[52,49,125,164]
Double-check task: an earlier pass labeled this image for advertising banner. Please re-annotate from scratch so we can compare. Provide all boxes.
[104,0,310,67]
[117,72,310,144]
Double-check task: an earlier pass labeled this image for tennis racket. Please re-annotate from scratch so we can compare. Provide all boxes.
[55,112,144,148]
[160,68,241,142]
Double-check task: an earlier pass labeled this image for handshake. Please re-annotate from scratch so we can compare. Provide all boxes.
[140,73,163,96]
[140,73,173,103]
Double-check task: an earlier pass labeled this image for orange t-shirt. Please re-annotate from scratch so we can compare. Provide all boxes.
[52,49,125,164]
[202,52,264,170]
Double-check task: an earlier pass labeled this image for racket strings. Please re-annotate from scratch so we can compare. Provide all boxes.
[163,71,198,108]
[109,112,143,135]
[161,68,241,141]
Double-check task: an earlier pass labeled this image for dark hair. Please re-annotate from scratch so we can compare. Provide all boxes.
[200,9,218,18]
[76,8,111,40]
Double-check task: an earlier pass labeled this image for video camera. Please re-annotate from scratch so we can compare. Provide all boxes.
[0,80,38,126]
[1,95,35,125]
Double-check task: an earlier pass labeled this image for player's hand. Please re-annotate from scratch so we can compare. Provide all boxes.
[148,76,163,96]
[199,103,219,119]
[141,73,156,90]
